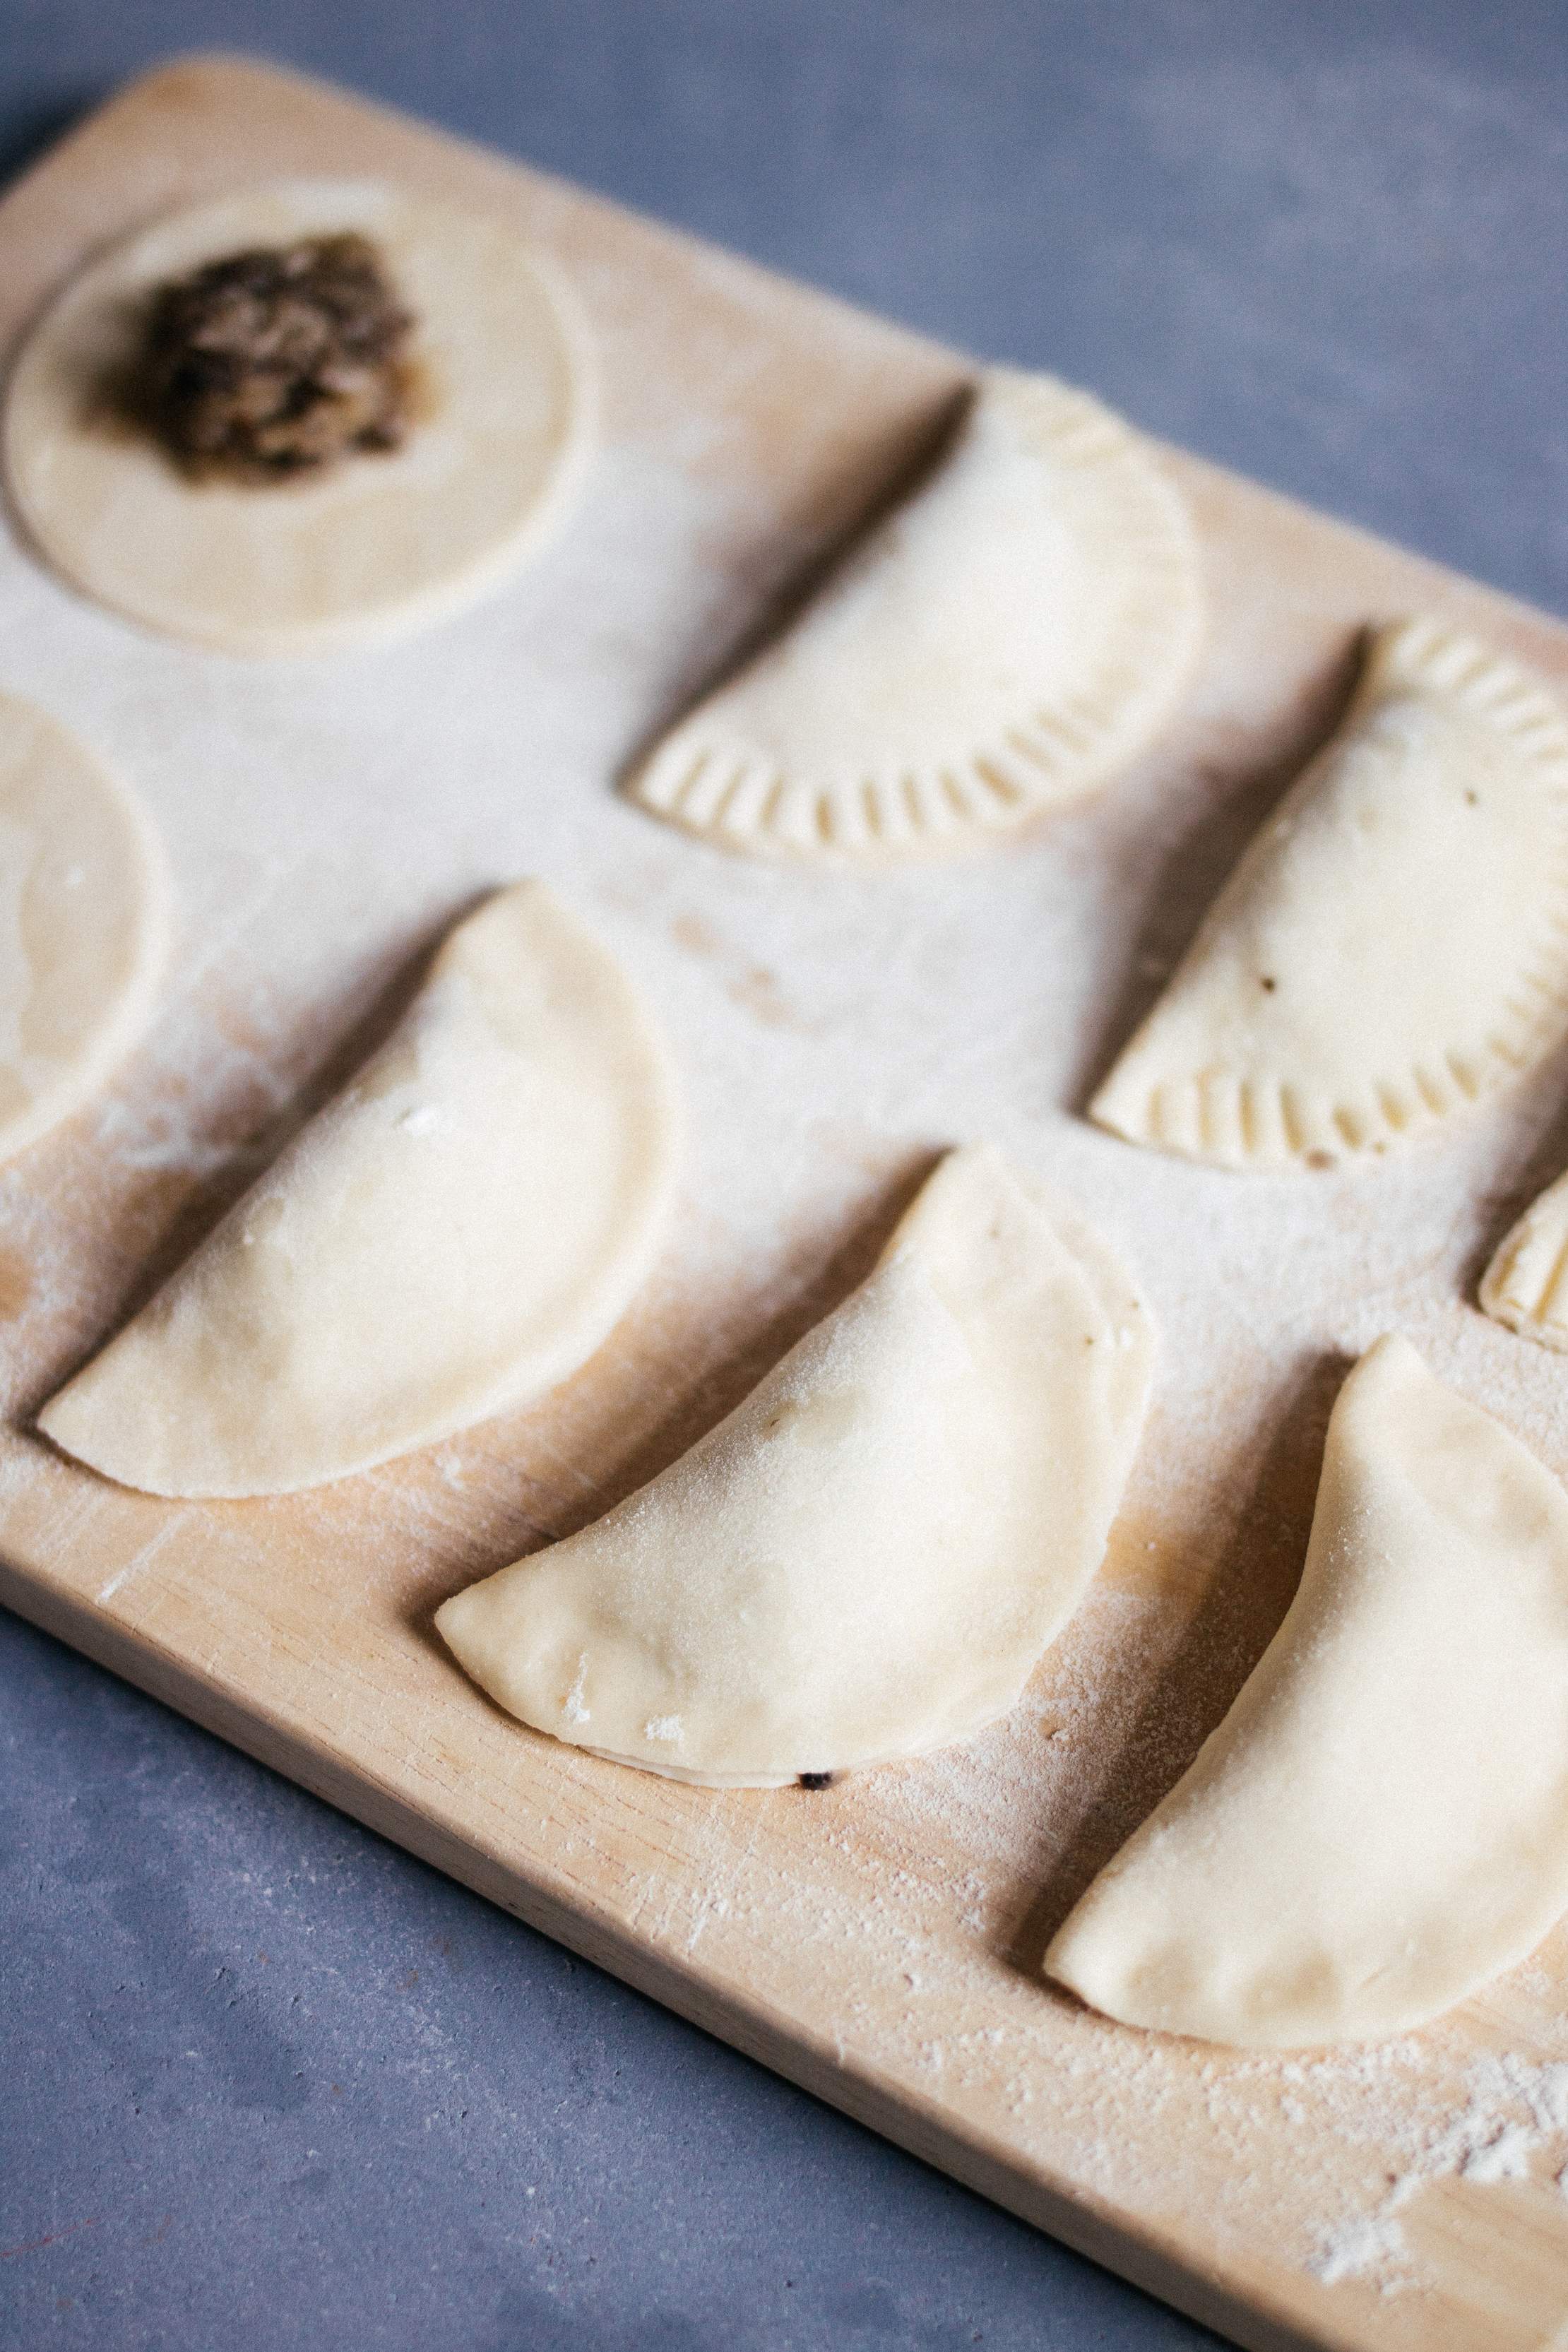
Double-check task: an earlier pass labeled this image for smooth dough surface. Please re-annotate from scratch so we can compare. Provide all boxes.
[40,882,678,1497]
[0,692,168,1164]
[1480,1168,1568,1350]
[1092,618,1568,1169]
[1045,1334,1568,2048]
[626,369,1204,862]
[436,1144,1153,1785]
[4,179,593,655]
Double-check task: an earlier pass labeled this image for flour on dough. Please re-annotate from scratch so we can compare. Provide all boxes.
[435,1144,1153,1785]
[1091,619,1568,1169]
[0,692,167,1166]
[1045,1335,1568,2048]
[4,179,593,656]
[626,369,1204,861]
[40,882,678,1497]
[1481,1168,1568,1350]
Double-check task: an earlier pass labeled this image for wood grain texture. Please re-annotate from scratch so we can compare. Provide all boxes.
[7,54,1568,2352]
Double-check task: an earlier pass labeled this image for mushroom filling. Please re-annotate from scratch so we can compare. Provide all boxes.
[133,232,415,481]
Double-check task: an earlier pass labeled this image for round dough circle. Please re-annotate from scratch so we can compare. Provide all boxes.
[4,179,594,655]
[0,692,168,1163]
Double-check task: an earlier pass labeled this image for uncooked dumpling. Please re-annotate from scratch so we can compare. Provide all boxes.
[5,179,592,655]
[626,369,1203,861]
[1092,619,1568,1169]
[0,691,167,1163]
[436,1145,1153,1785]
[40,883,677,1496]
[1046,1335,1568,2048]
[1481,1169,1568,1350]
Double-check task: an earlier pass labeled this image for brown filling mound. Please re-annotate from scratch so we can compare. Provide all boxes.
[133,233,415,482]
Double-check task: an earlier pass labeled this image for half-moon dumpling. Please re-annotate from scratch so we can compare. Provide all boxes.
[626,370,1204,862]
[435,1144,1153,1785]
[1481,1167,1568,1350]
[1045,1335,1568,2048]
[40,882,678,1497]
[0,691,168,1165]
[5,179,592,655]
[1092,619,1568,1170]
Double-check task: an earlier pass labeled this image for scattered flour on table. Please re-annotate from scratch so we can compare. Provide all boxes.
[1311,2212,1410,2288]
[1297,2053,1568,2292]
[811,1576,1568,2303]
[6,229,1568,2323]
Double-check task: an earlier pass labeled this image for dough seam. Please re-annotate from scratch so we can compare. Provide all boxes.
[38,881,679,1496]
[1045,1334,1568,2047]
[628,373,1204,862]
[434,1145,1155,1785]
[1095,617,1568,1168]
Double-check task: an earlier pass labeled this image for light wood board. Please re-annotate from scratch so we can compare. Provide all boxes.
[8,54,1568,2352]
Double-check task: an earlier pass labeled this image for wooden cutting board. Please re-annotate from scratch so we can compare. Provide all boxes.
[8,54,1568,2352]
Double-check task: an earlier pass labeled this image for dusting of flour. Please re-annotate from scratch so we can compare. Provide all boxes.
[4,150,1568,2339]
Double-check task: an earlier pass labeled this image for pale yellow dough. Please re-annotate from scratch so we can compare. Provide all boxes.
[1480,1168,1568,1350]
[1093,619,1568,1169]
[436,1145,1153,1786]
[1046,1336,1568,2048]
[0,692,167,1163]
[4,179,593,655]
[626,369,1204,861]
[40,883,678,1497]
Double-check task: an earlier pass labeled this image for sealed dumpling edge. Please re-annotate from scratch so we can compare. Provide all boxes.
[1481,1165,1568,1350]
[1046,1336,1568,2048]
[436,1144,1154,1784]
[626,369,1204,862]
[1093,618,1568,1170]
[40,881,679,1496]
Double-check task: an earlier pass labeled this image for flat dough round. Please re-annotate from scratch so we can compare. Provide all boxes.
[4,179,593,655]
[1093,618,1568,1170]
[1045,1336,1568,2048]
[40,882,679,1496]
[435,1144,1154,1785]
[626,369,1204,861]
[0,691,167,1163]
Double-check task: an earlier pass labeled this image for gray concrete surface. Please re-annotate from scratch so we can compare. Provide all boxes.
[3,4,1564,2347]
